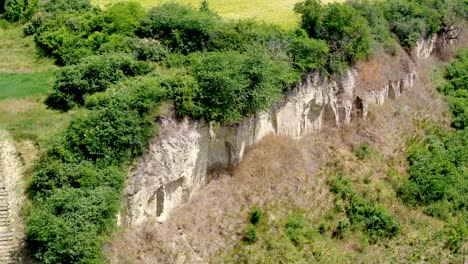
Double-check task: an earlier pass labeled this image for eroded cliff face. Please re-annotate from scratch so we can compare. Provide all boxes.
[123,37,437,227]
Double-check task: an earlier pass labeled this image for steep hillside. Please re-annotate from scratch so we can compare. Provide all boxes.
[107,45,466,263]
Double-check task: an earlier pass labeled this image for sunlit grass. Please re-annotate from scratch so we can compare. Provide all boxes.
[0,71,56,100]
[93,0,343,29]
[0,21,56,73]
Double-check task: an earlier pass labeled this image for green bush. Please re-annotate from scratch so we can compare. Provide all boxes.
[288,36,329,72]
[190,49,299,123]
[383,0,441,48]
[211,20,291,54]
[285,213,309,245]
[137,2,219,54]
[335,219,350,239]
[99,2,145,36]
[438,49,468,129]
[295,0,372,72]
[244,224,258,244]
[45,53,150,111]
[348,0,397,53]
[328,172,399,242]
[26,187,119,263]
[250,208,263,225]
[353,143,373,160]
[400,127,467,206]
[347,196,400,241]
[127,37,170,62]
[4,0,25,21]
[32,2,145,64]
[445,218,467,252]
[65,104,154,163]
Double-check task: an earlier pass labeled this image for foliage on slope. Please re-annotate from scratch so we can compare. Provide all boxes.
[399,50,468,252]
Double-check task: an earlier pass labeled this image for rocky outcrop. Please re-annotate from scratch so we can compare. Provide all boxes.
[122,37,436,227]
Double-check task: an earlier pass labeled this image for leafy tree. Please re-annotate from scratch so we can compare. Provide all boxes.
[384,0,432,48]
[288,35,329,72]
[137,2,220,54]
[4,0,25,21]
[45,53,150,110]
[191,49,299,123]
[295,0,372,72]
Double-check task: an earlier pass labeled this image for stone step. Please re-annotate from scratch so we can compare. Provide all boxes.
[0,233,12,238]
[0,236,13,241]
[0,240,14,245]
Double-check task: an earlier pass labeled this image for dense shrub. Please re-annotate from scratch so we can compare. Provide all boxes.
[438,49,468,129]
[334,219,350,239]
[250,208,263,225]
[138,2,219,54]
[328,171,400,242]
[285,214,308,245]
[295,0,372,72]
[399,129,467,210]
[401,50,467,217]
[383,0,430,48]
[32,2,145,64]
[190,49,299,123]
[445,218,467,252]
[288,35,329,72]
[347,196,400,241]
[40,0,92,13]
[348,0,397,53]
[27,187,119,263]
[45,53,150,110]
[4,0,25,21]
[211,20,291,54]
[27,77,165,263]
[244,224,258,244]
[65,104,154,163]
[127,37,170,62]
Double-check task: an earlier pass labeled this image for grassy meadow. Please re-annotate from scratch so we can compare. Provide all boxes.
[93,0,343,28]
[0,22,72,142]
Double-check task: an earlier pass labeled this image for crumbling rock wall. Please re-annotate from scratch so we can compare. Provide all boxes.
[123,36,437,227]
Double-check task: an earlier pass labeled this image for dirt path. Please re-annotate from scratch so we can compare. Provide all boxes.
[0,130,25,263]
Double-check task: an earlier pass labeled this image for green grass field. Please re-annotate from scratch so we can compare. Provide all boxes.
[0,21,55,73]
[93,0,343,28]
[0,71,55,100]
[0,21,72,141]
